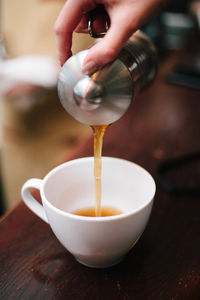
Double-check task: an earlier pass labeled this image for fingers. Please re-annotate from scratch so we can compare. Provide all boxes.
[55,0,166,69]
[82,0,164,75]
[54,0,95,65]
[82,9,135,74]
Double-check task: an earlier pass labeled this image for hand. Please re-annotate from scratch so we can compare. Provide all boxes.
[54,0,167,74]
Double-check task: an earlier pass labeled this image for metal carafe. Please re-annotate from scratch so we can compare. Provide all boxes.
[57,30,157,125]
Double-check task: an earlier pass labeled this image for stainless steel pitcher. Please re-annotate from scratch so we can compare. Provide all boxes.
[57,27,157,125]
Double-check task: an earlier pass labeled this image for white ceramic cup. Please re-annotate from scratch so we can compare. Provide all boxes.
[21,157,156,268]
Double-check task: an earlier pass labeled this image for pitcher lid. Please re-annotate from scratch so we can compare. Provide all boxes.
[57,49,133,125]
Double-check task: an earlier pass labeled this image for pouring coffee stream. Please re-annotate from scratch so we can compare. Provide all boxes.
[57,13,157,217]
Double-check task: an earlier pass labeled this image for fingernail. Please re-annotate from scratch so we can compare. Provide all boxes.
[82,61,98,75]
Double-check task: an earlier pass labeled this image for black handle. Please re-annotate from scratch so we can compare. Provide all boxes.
[88,5,110,38]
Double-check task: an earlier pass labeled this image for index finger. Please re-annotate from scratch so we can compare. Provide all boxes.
[54,0,95,65]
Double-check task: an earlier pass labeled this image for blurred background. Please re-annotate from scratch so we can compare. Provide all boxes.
[0,0,200,214]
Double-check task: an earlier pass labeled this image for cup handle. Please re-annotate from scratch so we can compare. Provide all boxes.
[21,178,49,223]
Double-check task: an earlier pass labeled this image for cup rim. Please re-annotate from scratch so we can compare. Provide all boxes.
[41,156,156,222]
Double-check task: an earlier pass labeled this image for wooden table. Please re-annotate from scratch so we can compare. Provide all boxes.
[1,51,200,300]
